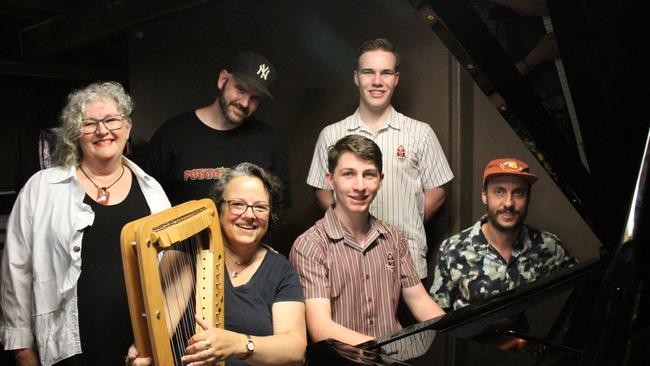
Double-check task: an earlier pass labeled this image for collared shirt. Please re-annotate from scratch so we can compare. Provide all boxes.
[306,107,454,278]
[0,157,170,366]
[429,216,578,311]
[290,208,420,337]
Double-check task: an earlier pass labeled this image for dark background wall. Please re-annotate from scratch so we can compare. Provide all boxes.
[127,0,456,258]
[126,0,600,262]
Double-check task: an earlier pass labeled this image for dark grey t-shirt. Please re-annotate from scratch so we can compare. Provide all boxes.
[224,247,304,365]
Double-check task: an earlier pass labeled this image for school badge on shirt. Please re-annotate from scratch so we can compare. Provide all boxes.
[386,253,396,272]
[396,145,406,160]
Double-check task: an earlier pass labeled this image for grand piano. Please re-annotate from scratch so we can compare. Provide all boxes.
[306,0,649,365]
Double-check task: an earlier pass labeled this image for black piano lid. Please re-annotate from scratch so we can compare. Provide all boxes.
[424,0,649,250]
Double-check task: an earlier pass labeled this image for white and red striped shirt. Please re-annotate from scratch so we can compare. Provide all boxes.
[290,208,420,337]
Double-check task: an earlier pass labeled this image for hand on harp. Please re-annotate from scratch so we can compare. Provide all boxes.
[181,315,249,365]
[126,344,153,366]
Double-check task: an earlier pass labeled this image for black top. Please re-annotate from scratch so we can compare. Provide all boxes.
[56,172,150,365]
[144,111,292,207]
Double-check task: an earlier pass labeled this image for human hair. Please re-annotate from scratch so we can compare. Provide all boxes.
[327,135,383,174]
[356,38,401,71]
[209,162,284,229]
[55,81,134,167]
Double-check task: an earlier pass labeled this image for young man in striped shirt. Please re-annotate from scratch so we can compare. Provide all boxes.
[290,135,444,347]
[306,38,453,280]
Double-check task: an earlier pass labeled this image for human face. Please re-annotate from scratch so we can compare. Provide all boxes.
[216,71,263,128]
[79,98,130,165]
[220,176,270,250]
[354,50,400,112]
[326,152,383,216]
[482,175,530,233]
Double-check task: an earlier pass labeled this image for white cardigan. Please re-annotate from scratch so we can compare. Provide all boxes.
[0,157,170,365]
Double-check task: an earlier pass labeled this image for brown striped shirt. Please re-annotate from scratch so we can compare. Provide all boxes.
[289,208,421,337]
[306,107,454,278]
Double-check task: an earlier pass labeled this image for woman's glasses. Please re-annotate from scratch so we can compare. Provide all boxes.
[224,199,270,216]
[81,114,125,134]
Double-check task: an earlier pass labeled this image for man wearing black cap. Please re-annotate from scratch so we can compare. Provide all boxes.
[429,158,577,311]
[145,52,291,205]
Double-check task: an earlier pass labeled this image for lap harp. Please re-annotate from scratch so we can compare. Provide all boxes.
[121,199,225,365]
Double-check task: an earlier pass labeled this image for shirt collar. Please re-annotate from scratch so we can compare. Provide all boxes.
[477,214,532,257]
[47,165,78,184]
[323,207,387,250]
[323,208,346,240]
[344,106,402,132]
[48,156,143,184]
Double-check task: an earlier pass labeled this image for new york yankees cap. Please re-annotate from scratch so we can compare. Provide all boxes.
[227,51,276,98]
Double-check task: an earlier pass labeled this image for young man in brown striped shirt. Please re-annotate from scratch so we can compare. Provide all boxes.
[290,135,445,346]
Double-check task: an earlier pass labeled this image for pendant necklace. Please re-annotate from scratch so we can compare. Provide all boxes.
[229,249,258,278]
[79,164,125,205]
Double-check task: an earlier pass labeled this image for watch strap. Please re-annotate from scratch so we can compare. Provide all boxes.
[242,334,254,359]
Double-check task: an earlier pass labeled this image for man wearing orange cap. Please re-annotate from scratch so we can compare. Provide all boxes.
[429,158,577,311]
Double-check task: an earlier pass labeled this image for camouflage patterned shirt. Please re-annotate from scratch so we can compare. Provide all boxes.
[429,216,577,311]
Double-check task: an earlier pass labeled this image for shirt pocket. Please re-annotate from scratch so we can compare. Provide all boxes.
[33,276,63,315]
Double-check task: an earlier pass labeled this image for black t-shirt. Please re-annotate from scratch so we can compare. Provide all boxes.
[145,111,291,206]
[224,247,304,365]
[56,172,150,366]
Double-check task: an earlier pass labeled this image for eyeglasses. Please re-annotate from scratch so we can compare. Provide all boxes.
[80,114,126,134]
[224,199,270,216]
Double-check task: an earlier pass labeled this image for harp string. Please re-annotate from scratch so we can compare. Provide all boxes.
[158,224,210,365]
[159,245,185,365]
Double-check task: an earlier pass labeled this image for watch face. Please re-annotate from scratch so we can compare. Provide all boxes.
[247,340,255,352]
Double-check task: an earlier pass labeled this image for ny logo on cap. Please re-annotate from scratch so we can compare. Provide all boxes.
[257,64,270,80]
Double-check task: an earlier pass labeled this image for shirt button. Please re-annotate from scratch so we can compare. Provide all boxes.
[73,246,81,252]
[365,274,370,280]
[368,298,372,303]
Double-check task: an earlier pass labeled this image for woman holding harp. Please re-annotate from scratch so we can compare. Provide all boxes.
[129,163,306,366]
[191,163,306,366]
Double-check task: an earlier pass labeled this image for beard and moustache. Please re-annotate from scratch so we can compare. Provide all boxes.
[217,80,250,125]
[486,203,528,233]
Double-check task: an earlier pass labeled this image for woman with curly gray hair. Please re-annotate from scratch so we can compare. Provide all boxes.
[0,82,170,366]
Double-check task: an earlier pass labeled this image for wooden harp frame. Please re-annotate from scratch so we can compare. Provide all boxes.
[121,199,225,366]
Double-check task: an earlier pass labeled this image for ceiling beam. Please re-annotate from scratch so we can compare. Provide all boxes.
[0,60,127,81]
[19,0,234,59]
[0,4,54,22]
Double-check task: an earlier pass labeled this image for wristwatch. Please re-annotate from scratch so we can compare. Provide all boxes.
[242,334,255,359]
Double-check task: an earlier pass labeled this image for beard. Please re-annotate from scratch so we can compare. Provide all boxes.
[217,81,250,125]
[485,204,528,233]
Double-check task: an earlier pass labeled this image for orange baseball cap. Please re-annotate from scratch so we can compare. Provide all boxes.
[483,158,538,185]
